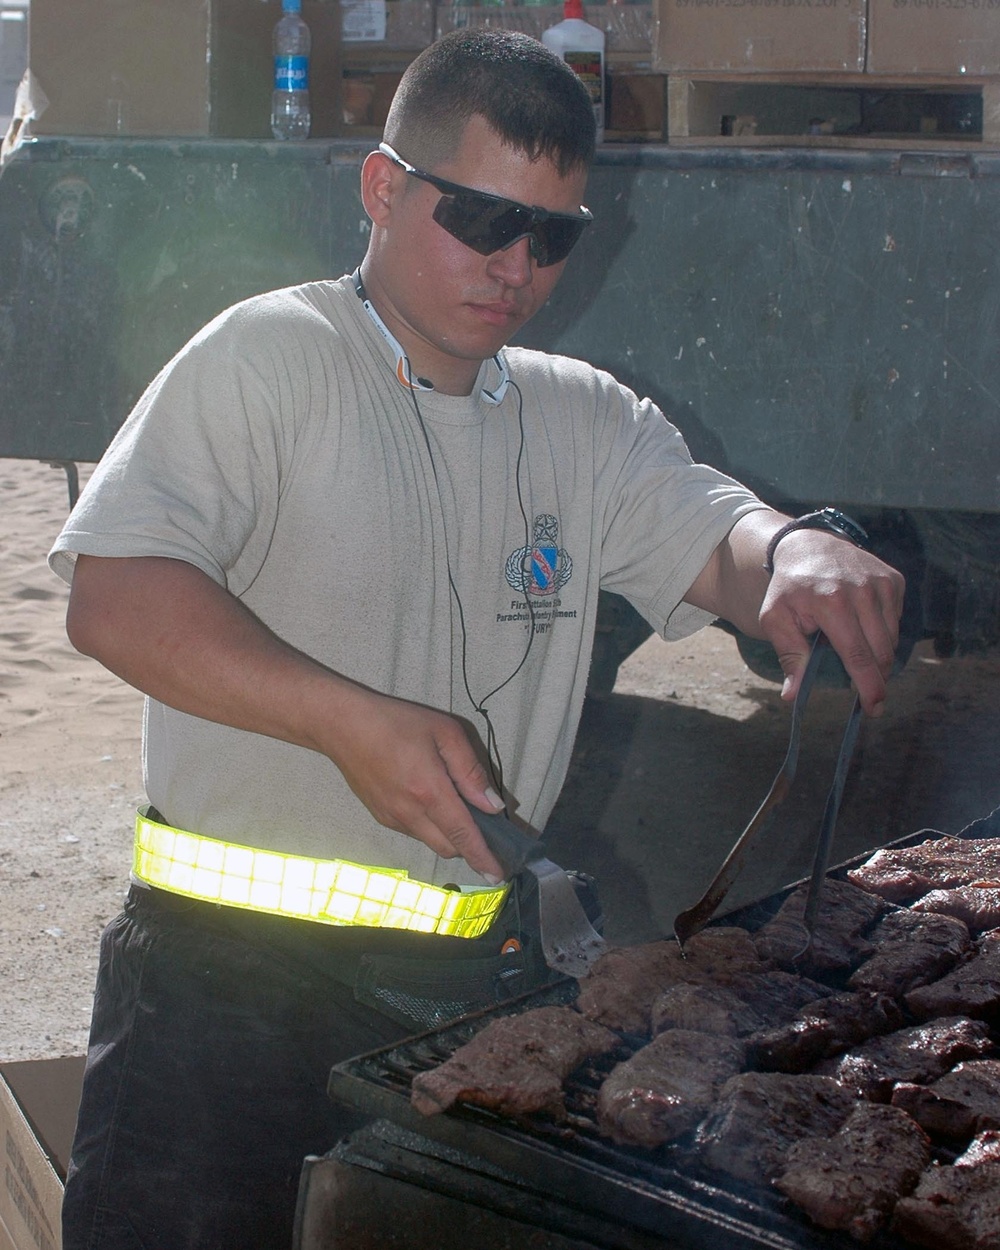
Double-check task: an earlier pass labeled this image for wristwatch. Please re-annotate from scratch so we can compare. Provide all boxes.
[764,507,869,574]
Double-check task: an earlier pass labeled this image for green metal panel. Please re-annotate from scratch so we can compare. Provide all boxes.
[1,138,998,517]
[0,138,365,462]
[533,148,1000,515]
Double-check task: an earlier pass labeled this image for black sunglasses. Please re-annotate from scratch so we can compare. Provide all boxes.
[379,143,592,268]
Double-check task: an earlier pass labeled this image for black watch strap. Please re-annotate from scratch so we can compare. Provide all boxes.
[764,507,869,574]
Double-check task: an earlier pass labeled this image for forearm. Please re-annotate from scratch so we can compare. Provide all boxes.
[684,509,787,634]
[66,554,356,753]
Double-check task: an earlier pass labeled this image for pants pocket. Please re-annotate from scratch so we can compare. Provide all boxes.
[354,946,543,1031]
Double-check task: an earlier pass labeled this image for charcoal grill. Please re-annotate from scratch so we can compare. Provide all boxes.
[296,815,1000,1250]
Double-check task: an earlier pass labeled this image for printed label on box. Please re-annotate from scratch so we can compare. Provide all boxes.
[3,1127,58,1250]
[342,0,387,42]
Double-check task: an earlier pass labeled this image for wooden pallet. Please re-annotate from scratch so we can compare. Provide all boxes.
[665,74,1000,147]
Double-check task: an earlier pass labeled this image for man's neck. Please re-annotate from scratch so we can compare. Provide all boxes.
[356,265,484,396]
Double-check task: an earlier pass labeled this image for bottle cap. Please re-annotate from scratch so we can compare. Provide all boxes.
[564,0,585,17]
[282,0,302,11]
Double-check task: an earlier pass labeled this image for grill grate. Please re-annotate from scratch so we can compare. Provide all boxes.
[326,824,999,1250]
[328,980,922,1250]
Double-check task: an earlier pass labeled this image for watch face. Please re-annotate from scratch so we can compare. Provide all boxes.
[765,508,869,574]
[816,509,868,548]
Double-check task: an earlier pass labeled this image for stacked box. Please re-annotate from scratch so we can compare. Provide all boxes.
[654,0,867,74]
[435,6,652,55]
[28,0,342,139]
[868,0,1000,77]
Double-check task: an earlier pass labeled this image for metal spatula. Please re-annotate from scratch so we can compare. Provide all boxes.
[468,805,608,979]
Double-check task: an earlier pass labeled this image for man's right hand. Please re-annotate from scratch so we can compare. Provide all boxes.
[314,683,507,881]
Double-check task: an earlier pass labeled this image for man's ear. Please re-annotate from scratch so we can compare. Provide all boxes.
[360,149,397,226]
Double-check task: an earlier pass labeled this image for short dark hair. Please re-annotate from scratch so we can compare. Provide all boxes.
[383,29,596,176]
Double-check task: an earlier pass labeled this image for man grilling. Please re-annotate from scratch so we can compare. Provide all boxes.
[50,28,904,1250]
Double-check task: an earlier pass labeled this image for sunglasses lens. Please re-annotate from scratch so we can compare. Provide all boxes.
[433,193,530,256]
[433,192,588,267]
[531,217,588,267]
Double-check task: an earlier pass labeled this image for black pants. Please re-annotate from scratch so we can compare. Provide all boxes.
[62,881,557,1250]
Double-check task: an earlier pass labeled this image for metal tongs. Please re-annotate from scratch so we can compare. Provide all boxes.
[673,633,864,959]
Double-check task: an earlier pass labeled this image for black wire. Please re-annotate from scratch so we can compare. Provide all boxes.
[406,372,536,798]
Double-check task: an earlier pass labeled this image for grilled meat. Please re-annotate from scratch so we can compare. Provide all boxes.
[410,1005,618,1120]
[891,1059,1000,1141]
[406,830,1000,1247]
[651,982,756,1038]
[746,990,905,1073]
[576,927,768,1035]
[848,837,1000,905]
[892,1132,1000,1250]
[651,970,831,1038]
[911,886,1000,935]
[775,1102,931,1243]
[815,1016,994,1102]
[693,1072,857,1186]
[574,940,680,1034]
[596,1029,745,1149]
[753,878,886,972]
[905,929,1000,1024]
[955,1128,1000,1164]
[847,908,971,996]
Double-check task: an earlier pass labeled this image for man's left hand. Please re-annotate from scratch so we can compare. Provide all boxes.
[685,511,906,718]
[760,527,904,716]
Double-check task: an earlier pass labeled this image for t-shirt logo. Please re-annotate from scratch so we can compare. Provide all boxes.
[505,513,573,596]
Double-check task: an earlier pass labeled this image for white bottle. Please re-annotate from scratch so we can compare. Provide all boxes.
[542,0,606,143]
[271,0,311,141]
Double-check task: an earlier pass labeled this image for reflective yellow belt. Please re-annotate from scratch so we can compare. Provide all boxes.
[132,807,509,939]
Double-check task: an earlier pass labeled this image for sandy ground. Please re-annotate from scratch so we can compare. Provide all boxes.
[2,456,999,1062]
[2,459,144,1061]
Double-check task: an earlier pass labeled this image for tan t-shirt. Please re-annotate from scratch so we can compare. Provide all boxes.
[50,276,766,886]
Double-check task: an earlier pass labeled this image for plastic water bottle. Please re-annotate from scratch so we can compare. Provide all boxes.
[542,0,606,143]
[271,0,311,140]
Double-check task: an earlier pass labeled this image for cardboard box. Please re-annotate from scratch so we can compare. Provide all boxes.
[0,1057,84,1250]
[435,6,653,55]
[654,0,867,74]
[868,0,1000,77]
[342,0,434,50]
[28,0,342,139]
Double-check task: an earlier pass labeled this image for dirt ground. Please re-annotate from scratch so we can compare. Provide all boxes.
[549,629,1000,946]
[2,457,998,1062]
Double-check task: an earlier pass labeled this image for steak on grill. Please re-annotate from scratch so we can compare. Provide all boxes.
[891,1059,1000,1141]
[693,1072,858,1186]
[410,1005,618,1120]
[892,1131,1000,1250]
[955,1128,1000,1164]
[774,1102,931,1243]
[753,878,886,972]
[746,990,905,1073]
[847,909,972,996]
[848,837,1000,905]
[596,1029,746,1149]
[911,886,1000,935]
[814,1016,994,1102]
[905,929,1000,1024]
[651,970,831,1039]
[575,927,768,1034]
